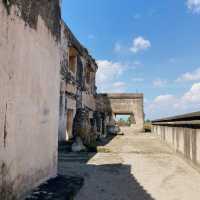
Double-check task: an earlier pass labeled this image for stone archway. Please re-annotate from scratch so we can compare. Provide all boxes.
[114,113,136,127]
[96,93,144,132]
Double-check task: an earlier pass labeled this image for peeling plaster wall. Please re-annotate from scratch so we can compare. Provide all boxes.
[0,1,60,199]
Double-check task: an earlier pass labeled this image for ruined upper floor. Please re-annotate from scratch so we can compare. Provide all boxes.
[60,20,98,96]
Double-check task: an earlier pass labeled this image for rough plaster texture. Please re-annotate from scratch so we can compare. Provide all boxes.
[152,125,200,172]
[0,3,60,198]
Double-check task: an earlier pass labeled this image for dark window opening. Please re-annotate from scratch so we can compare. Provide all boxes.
[85,64,91,84]
[69,47,77,73]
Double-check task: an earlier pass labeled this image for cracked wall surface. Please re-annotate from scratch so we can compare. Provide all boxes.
[0,1,61,199]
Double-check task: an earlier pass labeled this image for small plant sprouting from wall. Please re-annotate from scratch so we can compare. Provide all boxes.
[0,162,16,200]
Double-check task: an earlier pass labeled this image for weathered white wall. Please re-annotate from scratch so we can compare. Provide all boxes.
[0,4,60,199]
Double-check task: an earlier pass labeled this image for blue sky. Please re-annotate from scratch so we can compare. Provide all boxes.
[62,0,200,120]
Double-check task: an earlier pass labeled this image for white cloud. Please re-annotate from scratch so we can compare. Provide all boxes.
[96,60,126,92]
[111,82,127,92]
[144,98,149,104]
[181,82,200,103]
[146,83,200,119]
[153,95,176,104]
[176,68,200,82]
[112,81,126,88]
[174,82,200,110]
[187,0,200,13]
[146,95,178,119]
[130,36,151,53]
[153,78,167,87]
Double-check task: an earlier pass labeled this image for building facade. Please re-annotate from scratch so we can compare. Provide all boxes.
[59,21,98,145]
[58,24,145,145]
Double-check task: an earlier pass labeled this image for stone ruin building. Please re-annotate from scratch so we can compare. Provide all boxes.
[58,22,145,145]
[59,21,98,146]
[0,1,144,199]
[96,93,144,133]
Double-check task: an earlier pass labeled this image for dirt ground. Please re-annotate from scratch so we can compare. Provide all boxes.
[58,128,200,200]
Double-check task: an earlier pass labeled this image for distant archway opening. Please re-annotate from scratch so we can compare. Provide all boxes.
[115,114,136,127]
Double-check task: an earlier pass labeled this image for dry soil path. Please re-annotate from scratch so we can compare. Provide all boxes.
[58,129,200,200]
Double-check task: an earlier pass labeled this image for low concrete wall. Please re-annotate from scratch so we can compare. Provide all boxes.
[152,112,200,172]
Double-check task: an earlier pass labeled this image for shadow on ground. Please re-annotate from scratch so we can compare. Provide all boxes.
[26,134,155,200]
[26,163,154,200]
[57,142,155,200]
[25,176,84,200]
[71,163,155,200]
